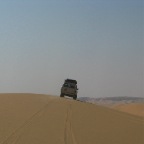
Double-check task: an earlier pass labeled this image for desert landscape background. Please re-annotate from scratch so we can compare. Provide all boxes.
[0,1,143,144]
[0,93,143,144]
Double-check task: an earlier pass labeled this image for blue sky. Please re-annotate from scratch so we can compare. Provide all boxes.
[0,0,143,97]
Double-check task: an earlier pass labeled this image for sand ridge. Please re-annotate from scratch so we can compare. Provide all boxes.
[0,94,143,144]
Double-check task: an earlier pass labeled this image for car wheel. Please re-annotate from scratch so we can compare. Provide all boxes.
[73,95,77,100]
[60,93,64,97]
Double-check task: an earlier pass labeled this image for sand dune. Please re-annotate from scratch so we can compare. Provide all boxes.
[113,103,144,117]
[0,94,143,144]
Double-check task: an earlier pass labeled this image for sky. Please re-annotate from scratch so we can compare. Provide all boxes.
[0,0,143,98]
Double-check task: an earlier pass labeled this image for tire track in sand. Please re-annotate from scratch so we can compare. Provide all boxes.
[64,103,78,144]
[1,99,56,144]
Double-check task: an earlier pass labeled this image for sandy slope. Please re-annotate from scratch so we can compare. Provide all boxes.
[112,103,144,117]
[0,94,143,144]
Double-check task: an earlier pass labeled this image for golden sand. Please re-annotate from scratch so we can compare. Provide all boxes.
[0,94,143,144]
[113,103,144,117]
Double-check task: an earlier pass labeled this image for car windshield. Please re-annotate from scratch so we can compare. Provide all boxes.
[63,83,69,87]
[70,85,74,88]
[63,83,75,88]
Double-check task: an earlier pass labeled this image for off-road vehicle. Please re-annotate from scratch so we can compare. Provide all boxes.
[60,79,78,100]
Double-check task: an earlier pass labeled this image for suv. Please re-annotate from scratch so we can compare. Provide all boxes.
[60,79,78,100]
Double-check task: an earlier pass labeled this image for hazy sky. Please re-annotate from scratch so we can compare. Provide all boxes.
[0,0,143,98]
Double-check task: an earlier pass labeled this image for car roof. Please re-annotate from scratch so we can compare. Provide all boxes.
[65,79,77,84]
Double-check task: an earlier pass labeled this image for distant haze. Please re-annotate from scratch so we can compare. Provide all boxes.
[0,0,143,97]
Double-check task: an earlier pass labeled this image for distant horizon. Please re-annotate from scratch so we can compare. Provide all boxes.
[79,95,144,99]
[0,93,143,99]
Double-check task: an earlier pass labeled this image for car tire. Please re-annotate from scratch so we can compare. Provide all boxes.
[60,93,64,97]
[73,95,77,100]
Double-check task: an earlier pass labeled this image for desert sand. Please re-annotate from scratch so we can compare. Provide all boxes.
[0,93,143,144]
[112,103,144,117]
